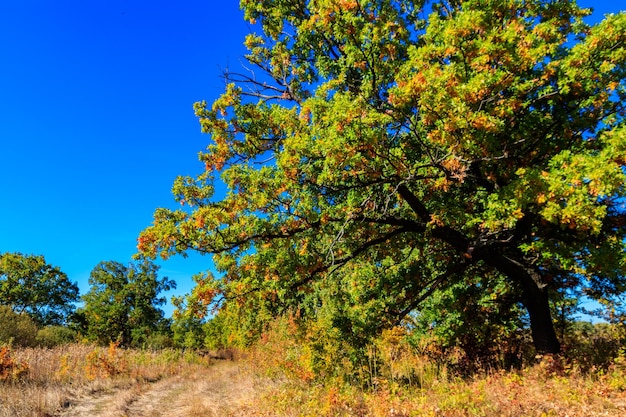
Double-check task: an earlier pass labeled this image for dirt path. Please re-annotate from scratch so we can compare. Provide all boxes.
[56,361,266,417]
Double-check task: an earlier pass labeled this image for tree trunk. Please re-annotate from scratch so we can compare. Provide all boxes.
[520,279,561,354]
[396,185,561,353]
[484,251,561,354]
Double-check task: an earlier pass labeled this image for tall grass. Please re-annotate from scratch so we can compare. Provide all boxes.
[239,319,626,416]
[245,355,626,416]
[2,321,625,416]
[0,343,211,417]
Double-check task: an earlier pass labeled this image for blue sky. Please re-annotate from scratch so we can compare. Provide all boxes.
[0,0,622,316]
[0,0,250,312]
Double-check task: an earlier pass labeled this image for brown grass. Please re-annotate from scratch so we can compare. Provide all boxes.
[0,343,213,417]
[239,351,626,416]
[238,361,626,416]
[231,321,626,416]
[3,340,626,416]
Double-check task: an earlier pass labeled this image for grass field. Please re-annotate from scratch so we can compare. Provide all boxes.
[0,343,214,417]
[1,342,626,416]
[247,358,626,416]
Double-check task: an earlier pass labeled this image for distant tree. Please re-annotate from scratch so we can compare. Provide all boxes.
[80,259,175,347]
[0,252,79,326]
[171,308,206,350]
[138,0,626,354]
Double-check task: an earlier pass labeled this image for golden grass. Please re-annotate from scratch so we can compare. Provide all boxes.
[233,321,626,416]
[241,355,626,416]
[2,341,626,416]
[0,343,213,417]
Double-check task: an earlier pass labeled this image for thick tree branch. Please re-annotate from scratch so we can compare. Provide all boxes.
[397,183,471,253]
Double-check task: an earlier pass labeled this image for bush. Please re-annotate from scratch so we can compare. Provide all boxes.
[563,321,626,371]
[0,345,29,381]
[246,314,316,383]
[171,312,206,349]
[138,332,174,350]
[0,306,38,347]
[35,326,77,348]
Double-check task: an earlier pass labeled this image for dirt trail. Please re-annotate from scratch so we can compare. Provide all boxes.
[56,361,265,417]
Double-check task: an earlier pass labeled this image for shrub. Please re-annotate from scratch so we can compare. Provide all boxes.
[563,321,626,371]
[0,305,38,347]
[246,314,316,383]
[84,342,127,380]
[138,332,174,350]
[35,326,77,348]
[0,345,29,381]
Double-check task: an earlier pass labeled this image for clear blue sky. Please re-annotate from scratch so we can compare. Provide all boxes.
[0,1,622,316]
[0,0,250,313]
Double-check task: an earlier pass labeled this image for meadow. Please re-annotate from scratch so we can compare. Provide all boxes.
[0,343,215,417]
[239,320,626,416]
[2,324,626,417]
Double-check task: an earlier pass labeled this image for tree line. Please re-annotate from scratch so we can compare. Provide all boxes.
[0,252,174,348]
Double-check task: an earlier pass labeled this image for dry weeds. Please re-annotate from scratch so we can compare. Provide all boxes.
[0,344,277,417]
[0,344,224,417]
[3,343,626,416]
[245,358,626,416]
[55,360,274,417]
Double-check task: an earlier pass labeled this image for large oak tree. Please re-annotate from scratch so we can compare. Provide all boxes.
[139,0,626,354]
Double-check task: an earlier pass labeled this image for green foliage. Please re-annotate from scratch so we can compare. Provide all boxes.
[409,273,532,369]
[170,269,281,350]
[0,252,79,325]
[79,259,175,347]
[202,294,276,350]
[0,305,38,347]
[169,273,218,349]
[139,0,626,356]
[136,328,174,350]
[171,311,205,349]
[35,326,77,348]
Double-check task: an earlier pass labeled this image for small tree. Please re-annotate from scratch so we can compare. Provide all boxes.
[171,309,206,349]
[0,252,79,326]
[35,326,77,348]
[80,259,175,347]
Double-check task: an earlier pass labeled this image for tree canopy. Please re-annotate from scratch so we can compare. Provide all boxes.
[138,0,626,354]
[79,260,175,347]
[0,252,79,326]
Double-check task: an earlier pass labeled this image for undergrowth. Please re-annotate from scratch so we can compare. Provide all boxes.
[240,317,626,416]
[2,320,625,416]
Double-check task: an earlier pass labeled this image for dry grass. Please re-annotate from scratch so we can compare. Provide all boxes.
[3,340,626,416]
[0,343,213,417]
[233,322,626,416]
[241,354,626,416]
[169,361,271,417]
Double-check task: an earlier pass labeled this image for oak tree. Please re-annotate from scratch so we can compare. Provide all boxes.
[139,0,626,354]
[80,260,175,347]
[0,252,79,326]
